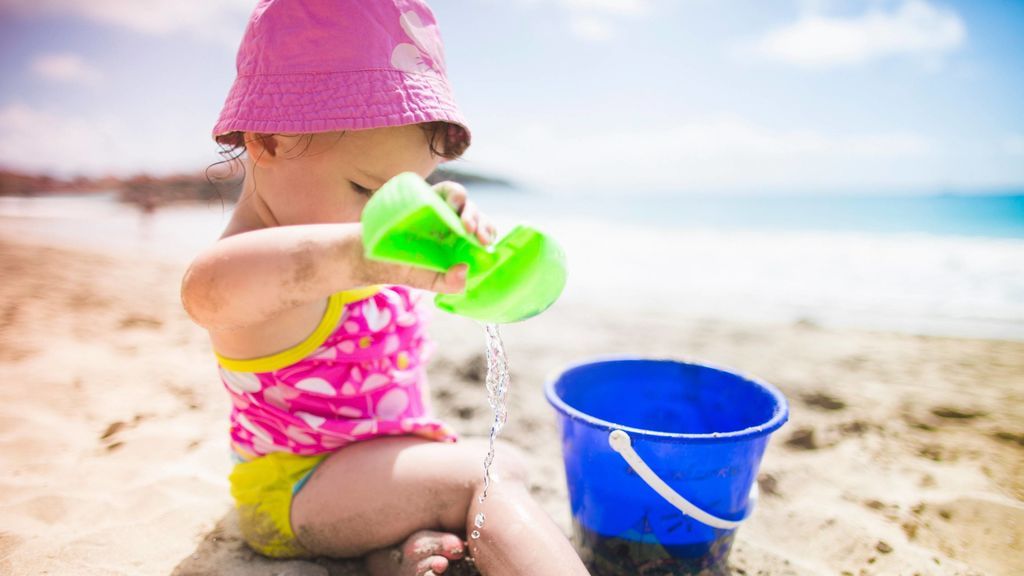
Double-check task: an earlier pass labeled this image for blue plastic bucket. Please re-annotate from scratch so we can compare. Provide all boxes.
[545,358,788,575]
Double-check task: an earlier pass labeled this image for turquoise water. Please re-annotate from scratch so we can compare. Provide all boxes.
[5,190,1022,246]
[478,190,1024,240]
[473,190,1024,341]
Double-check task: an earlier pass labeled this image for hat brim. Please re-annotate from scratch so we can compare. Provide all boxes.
[213,69,471,147]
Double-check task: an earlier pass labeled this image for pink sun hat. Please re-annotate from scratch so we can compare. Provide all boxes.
[213,0,470,151]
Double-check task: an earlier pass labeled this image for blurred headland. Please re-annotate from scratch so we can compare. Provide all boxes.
[0,164,515,211]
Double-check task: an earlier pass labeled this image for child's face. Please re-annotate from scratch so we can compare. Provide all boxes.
[249,125,441,226]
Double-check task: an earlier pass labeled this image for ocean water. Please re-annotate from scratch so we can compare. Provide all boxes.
[476,190,1024,341]
[1,190,1021,340]
[476,190,1024,239]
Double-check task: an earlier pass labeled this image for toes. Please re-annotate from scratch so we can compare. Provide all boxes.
[417,554,449,575]
[436,532,465,559]
[405,530,465,560]
[406,529,441,556]
[401,530,466,576]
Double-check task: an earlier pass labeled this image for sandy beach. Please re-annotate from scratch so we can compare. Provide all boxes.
[1,234,1022,576]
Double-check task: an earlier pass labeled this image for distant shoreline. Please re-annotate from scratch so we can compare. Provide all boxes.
[0,164,517,211]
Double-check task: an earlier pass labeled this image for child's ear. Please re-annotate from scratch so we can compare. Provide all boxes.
[243,132,281,163]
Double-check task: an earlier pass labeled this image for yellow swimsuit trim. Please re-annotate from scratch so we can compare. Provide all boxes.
[229,450,328,558]
[214,285,381,374]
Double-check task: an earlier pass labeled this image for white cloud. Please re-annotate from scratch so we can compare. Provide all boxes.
[0,103,102,175]
[465,115,1024,193]
[570,15,614,42]
[752,0,965,68]
[508,0,651,41]
[0,103,215,177]
[563,0,649,16]
[2,0,251,45]
[30,53,103,86]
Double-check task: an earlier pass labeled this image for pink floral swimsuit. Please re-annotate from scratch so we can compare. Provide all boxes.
[216,285,458,461]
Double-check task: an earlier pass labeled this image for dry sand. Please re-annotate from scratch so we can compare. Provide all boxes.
[1,236,1022,575]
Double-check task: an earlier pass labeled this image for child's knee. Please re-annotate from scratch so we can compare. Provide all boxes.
[458,437,529,486]
[494,439,529,484]
[430,439,533,531]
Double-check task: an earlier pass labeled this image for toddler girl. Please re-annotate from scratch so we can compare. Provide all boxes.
[181,1,589,575]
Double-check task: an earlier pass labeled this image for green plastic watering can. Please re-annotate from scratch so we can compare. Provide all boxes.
[361,172,567,324]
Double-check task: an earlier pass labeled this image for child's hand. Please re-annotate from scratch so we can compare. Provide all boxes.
[359,181,495,295]
[433,181,497,246]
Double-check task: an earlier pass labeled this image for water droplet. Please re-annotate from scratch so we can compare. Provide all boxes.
[474,512,486,529]
[479,323,510,503]
[470,530,481,539]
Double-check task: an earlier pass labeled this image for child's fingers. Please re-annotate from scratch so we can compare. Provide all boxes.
[433,181,467,215]
[475,215,497,245]
[458,200,498,245]
[416,263,466,295]
[433,264,468,294]
[432,181,496,244]
[460,200,479,235]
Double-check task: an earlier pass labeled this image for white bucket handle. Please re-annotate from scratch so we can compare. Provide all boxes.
[608,429,757,530]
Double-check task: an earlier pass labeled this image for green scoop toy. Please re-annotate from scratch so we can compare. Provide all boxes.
[361,172,567,324]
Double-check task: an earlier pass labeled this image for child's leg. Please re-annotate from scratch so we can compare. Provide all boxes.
[290,435,589,576]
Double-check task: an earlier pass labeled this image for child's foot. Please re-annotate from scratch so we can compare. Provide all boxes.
[365,530,466,576]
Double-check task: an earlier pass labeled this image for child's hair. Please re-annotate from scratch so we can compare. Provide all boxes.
[215,121,469,163]
[205,121,469,195]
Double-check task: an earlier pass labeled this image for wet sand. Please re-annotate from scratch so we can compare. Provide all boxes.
[0,236,1021,575]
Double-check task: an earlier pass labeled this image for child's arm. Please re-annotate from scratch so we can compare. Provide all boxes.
[180,222,465,332]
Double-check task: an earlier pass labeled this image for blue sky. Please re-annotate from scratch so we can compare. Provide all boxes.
[0,0,1021,194]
